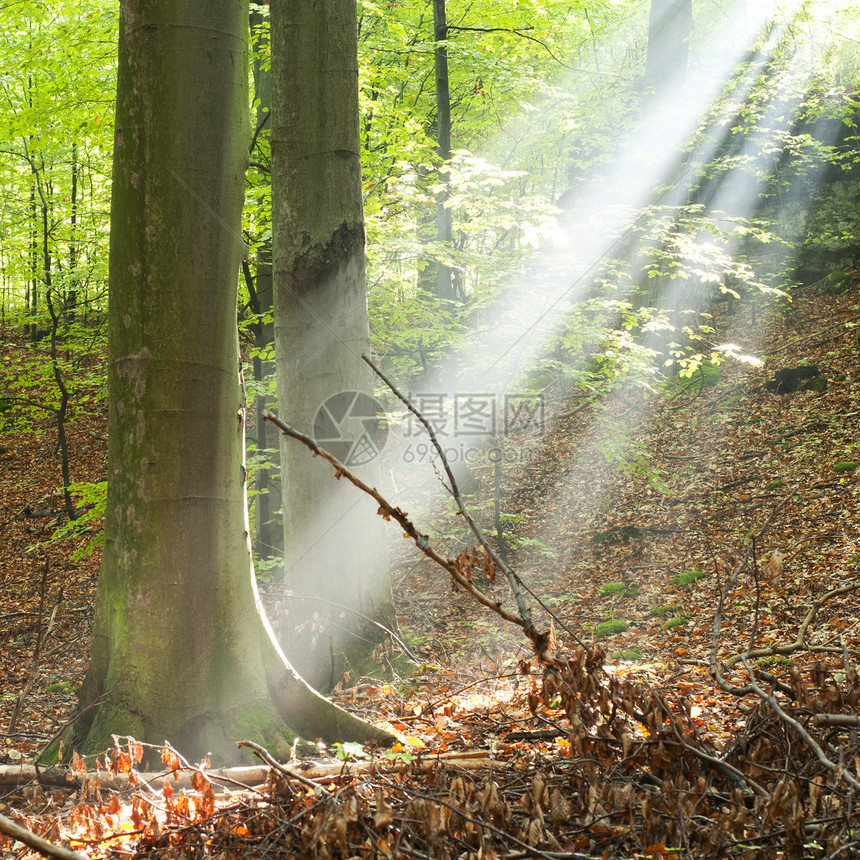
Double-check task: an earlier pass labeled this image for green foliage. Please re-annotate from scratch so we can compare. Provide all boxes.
[48,480,107,560]
[670,359,721,393]
[0,0,115,318]
[611,648,642,661]
[664,615,689,630]
[594,619,630,638]
[253,554,283,583]
[649,603,683,618]
[334,741,368,761]
[45,680,76,694]
[671,568,703,588]
[601,430,670,494]
[822,270,853,295]
[505,534,556,558]
[383,748,415,764]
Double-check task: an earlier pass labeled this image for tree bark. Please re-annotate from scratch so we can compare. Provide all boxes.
[63,0,392,767]
[270,0,398,691]
[433,0,454,302]
[645,0,692,93]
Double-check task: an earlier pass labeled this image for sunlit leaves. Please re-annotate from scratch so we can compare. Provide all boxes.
[0,0,115,315]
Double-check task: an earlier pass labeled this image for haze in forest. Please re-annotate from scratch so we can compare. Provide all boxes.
[2,0,859,764]
[384,0,850,520]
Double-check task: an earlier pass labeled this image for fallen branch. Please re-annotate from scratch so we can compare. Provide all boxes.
[238,740,326,791]
[0,813,87,860]
[721,578,860,672]
[0,751,499,792]
[813,713,860,728]
[657,691,768,798]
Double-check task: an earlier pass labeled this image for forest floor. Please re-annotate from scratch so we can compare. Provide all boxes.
[1,278,859,859]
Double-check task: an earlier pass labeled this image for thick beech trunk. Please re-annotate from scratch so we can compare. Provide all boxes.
[64,0,391,766]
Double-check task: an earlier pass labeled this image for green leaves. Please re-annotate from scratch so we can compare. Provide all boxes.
[47,480,107,561]
[333,741,368,761]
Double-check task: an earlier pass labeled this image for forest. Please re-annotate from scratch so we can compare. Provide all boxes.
[2,0,860,857]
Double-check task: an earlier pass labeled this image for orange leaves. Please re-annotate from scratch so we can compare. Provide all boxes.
[453,546,496,584]
[129,795,154,831]
[105,738,138,774]
[161,745,181,779]
[71,750,87,775]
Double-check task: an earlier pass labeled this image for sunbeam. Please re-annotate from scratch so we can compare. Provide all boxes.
[379,0,855,632]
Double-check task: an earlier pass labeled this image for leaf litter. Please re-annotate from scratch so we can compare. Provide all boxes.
[2,280,860,857]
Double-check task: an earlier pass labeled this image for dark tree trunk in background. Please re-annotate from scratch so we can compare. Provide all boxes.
[249,5,283,562]
[433,0,454,302]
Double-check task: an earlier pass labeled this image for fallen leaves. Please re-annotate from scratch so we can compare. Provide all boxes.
[3,281,860,857]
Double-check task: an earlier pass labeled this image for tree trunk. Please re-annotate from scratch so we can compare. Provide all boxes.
[433,0,454,303]
[645,0,693,94]
[67,142,78,321]
[645,0,692,93]
[64,0,392,767]
[271,0,398,691]
[249,6,282,562]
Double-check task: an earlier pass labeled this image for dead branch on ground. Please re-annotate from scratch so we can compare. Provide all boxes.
[0,813,87,860]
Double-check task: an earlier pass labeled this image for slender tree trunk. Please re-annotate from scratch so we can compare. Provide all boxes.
[27,73,38,341]
[28,180,38,341]
[66,0,390,766]
[68,142,78,321]
[271,0,397,691]
[433,0,454,302]
[248,6,282,562]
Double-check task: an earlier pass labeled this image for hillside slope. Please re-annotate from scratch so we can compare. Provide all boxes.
[1,280,859,756]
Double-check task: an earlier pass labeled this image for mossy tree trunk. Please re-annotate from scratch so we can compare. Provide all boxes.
[270,0,398,691]
[67,0,391,767]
